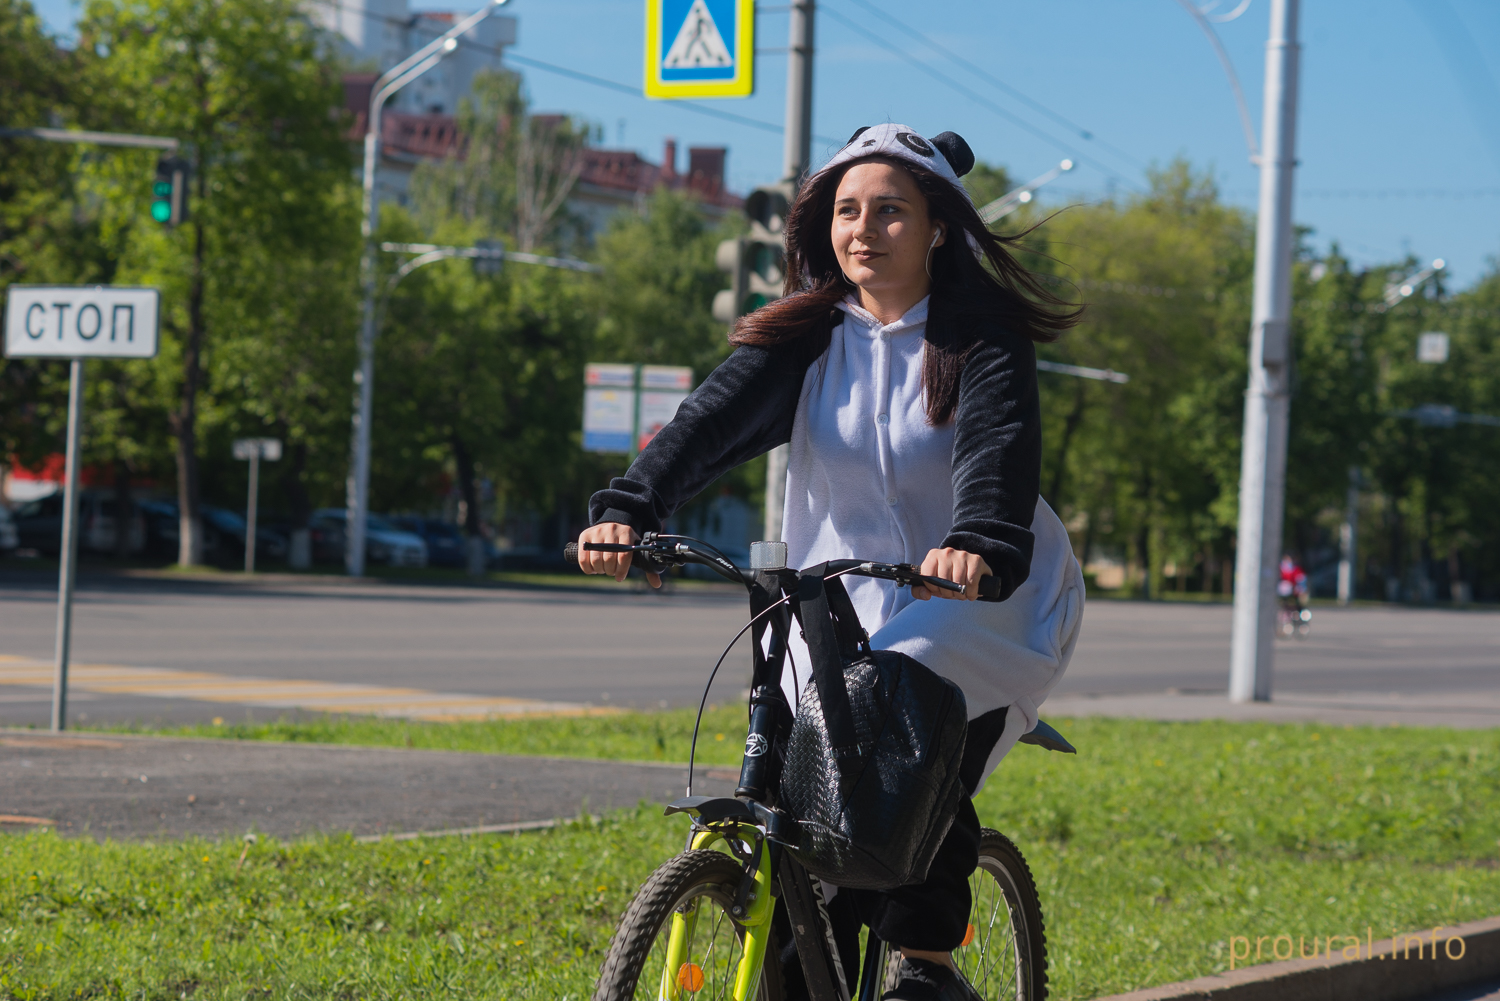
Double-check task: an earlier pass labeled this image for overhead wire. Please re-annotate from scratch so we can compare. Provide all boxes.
[839,0,1150,175]
[818,3,1143,192]
[308,0,842,145]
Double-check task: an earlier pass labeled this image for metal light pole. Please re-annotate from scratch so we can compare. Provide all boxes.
[1229,0,1301,703]
[979,159,1074,224]
[763,0,815,544]
[346,0,511,577]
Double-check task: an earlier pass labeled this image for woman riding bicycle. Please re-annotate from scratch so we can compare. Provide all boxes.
[578,124,1085,1001]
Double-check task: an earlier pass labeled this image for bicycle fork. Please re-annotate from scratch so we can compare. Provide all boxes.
[658,827,777,1001]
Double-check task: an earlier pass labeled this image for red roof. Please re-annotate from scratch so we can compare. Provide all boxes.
[340,75,740,207]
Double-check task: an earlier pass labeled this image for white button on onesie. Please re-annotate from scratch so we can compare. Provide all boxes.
[779,296,1084,790]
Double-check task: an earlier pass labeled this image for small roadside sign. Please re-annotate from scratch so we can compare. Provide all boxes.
[584,364,637,453]
[637,365,692,451]
[1417,331,1449,364]
[582,363,694,455]
[232,439,281,574]
[3,284,160,732]
[645,0,754,99]
[3,285,160,359]
[233,438,283,461]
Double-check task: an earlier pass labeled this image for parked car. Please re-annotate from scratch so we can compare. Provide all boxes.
[136,498,186,560]
[311,509,428,568]
[12,491,147,556]
[132,499,286,565]
[0,505,18,554]
[202,504,288,564]
[389,515,467,568]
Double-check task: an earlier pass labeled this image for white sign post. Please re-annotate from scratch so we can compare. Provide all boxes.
[3,285,160,731]
[1417,332,1450,364]
[232,438,282,574]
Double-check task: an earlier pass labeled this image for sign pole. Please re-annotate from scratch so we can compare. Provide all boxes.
[4,284,160,732]
[245,448,260,574]
[763,0,815,544]
[51,359,86,732]
[629,364,643,462]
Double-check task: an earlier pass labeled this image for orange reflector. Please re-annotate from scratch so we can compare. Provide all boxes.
[961,923,976,948]
[677,963,705,993]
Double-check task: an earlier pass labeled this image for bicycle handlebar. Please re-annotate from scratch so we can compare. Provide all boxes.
[564,536,1000,598]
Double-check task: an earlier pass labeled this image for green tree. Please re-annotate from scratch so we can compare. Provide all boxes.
[0,0,117,473]
[591,187,741,380]
[75,0,357,564]
[411,70,591,253]
[963,161,1012,211]
[371,206,595,539]
[1018,162,1254,595]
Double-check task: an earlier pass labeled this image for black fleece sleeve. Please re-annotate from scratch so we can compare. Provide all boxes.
[940,332,1041,602]
[588,341,815,534]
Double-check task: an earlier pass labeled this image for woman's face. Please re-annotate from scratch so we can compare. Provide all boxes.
[831,159,945,298]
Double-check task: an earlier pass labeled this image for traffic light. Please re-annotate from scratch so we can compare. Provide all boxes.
[472,238,504,277]
[150,155,189,228]
[712,182,793,324]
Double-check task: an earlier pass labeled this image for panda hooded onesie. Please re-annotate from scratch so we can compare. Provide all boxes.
[590,123,1084,794]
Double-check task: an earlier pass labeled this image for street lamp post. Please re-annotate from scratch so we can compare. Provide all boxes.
[978,159,1075,224]
[1229,0,1301,703]
[346,0,512,578]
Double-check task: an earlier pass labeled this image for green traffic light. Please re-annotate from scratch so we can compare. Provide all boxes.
[153,181,173,196]
[151,201,172,223]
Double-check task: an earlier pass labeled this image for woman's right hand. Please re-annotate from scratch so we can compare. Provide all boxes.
[576,522,661,588]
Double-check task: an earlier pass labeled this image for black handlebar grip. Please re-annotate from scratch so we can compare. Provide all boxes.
[977,575,1001,600]
[563,542,579,565]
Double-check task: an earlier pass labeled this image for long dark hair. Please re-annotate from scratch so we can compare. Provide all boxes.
[729,155,1081,424]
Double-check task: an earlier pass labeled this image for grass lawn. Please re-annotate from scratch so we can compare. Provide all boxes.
[6,715,1496,1000]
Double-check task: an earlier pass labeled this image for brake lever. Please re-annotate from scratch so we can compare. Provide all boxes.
[575,541,670,575]
[856,561,964,593]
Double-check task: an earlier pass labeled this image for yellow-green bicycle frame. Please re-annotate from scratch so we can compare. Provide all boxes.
[656,825,776,1001]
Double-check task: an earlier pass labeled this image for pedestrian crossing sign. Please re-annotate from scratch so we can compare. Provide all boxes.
[645,0,754,99]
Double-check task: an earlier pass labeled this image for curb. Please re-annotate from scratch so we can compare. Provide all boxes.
[1094,915,1500,1001]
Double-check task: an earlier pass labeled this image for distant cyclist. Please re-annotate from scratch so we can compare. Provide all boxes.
[1278,555,1307,603]
[578,124,1085,1001]
[1277,555,1310,637]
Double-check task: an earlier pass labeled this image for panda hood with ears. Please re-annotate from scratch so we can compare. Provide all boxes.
[809,123,976,201]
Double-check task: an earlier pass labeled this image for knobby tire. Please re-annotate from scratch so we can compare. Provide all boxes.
[594,849,783,1001]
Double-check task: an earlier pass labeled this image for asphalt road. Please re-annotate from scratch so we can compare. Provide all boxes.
[0,567,1497,728]
[0,729,739,841]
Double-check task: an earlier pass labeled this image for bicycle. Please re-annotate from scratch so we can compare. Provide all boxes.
[565,533,1077,1001]
[1276,595,1311,639]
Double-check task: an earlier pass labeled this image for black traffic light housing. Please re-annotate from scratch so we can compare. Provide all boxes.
[151,155,190,228]
[713,182,794,325]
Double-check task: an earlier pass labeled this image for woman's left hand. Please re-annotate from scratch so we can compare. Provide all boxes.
[912,547,993,602]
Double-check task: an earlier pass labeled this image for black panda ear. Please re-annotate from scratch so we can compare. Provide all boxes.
[844,126,871,146]
[930,131,974,177]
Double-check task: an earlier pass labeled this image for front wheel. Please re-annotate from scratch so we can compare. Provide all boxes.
[593,849,782,1001]
[954,829,1049,1001]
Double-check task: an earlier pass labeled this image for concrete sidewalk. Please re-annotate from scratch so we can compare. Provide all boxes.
[0,729,736,841]
[1044,686,1500,729]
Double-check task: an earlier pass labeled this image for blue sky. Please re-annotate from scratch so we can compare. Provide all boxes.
[32,0,1500,287]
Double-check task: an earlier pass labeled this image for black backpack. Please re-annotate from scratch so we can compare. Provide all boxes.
[778,566,968,890]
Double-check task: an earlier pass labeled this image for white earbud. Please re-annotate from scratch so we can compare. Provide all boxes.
[925,227,944,279]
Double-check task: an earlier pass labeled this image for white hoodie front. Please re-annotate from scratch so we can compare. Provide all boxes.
[778,297,1085,788]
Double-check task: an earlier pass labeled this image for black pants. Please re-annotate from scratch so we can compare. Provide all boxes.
[775,795,983,996]
[773,705,1008,998]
